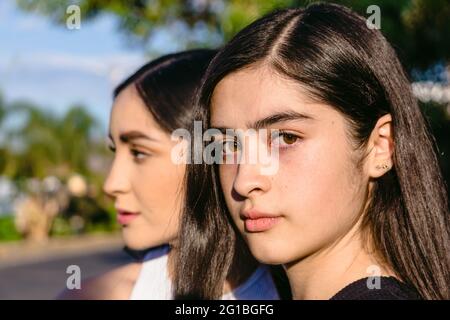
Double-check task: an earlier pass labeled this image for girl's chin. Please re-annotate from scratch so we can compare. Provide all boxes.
[247,243,288,265]
[255,255,288,265]
[122,232,152,251]
[121,229,171,251]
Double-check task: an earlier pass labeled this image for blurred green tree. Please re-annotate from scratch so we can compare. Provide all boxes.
[0,98,115,238]
[0,93,5,124]
[0,93,7,174]
[2,101,102,181]
[15,0,450,68]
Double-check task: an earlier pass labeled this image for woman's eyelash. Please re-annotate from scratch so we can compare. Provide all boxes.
[215,137,242,157]
[217,131,301,149]
[107,142,149,161]
[271,130,302,148]
[130,148,149,161]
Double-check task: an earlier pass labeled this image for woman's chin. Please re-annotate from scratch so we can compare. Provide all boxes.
[247,243,288,265]
[121,231,153,251]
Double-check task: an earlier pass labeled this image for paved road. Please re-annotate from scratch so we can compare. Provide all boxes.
[0,247,134,299]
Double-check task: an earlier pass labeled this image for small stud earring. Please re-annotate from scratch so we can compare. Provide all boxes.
[376,163,389,170]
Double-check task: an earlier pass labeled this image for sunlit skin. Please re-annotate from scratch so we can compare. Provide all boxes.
[58,85,184,299]
[211,64,396,299]
[58,84,255,299]
[104,85,185,251]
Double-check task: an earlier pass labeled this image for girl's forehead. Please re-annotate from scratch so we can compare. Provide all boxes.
[212,67,311,110]
[210,75,338,130]
[109,87,167,140]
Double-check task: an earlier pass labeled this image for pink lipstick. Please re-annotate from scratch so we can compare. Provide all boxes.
[117,209,140,225]
[241,209,281,232]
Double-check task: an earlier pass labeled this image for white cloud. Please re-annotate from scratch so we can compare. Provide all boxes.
[1,51,147,86]
[0,51,148,129]
[15,14,49,31]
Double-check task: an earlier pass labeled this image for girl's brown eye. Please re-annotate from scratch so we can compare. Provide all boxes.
[222,140,239,155]
[271,131,301,148]
[282,133,298,145]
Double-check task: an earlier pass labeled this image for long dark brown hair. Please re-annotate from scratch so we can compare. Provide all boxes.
[174,3,450,299]
[113,49,217,133]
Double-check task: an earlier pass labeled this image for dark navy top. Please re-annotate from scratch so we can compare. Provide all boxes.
[330,276,421,300]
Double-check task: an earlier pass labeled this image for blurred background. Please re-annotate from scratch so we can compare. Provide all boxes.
[0,0,449,299]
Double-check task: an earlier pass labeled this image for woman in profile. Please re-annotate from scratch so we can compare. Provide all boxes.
[58,49,282,300]
[174,3,450,300]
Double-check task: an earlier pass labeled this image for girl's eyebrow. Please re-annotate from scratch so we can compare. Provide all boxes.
[212,110,315,132]
[108,130,159,144]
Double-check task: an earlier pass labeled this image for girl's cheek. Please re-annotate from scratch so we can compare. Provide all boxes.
[219,163,237,179]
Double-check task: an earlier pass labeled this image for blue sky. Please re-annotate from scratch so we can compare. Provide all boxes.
[0,1,154,131]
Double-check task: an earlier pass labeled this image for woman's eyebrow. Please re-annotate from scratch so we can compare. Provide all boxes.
[108,130,158,143]
[212,110,315,131]
[249,110,315,129]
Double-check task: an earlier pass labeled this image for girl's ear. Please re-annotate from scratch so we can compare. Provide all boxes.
[366,113,394,178]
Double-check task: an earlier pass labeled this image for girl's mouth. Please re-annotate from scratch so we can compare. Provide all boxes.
[116,209,140,225]
[244,216,281,232]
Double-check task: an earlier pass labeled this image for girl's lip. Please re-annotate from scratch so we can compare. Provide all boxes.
[116,209,140,225]
[240,208,282,232]
[244,216,281,232]
[240,209,280,220]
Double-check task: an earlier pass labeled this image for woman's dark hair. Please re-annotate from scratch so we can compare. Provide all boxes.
[113,49,217,132]
[174,3,450,299]
[113,49,217,262]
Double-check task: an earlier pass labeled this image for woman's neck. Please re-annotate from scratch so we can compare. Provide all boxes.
[285,227,395,300]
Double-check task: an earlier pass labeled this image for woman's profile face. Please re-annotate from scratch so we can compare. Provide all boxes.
[211,65,371,265]
[104,85,185,250]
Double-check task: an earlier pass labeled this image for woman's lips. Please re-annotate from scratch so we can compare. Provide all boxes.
[244,216,280,232]
[117,209,140,225]
[241,209,281,232]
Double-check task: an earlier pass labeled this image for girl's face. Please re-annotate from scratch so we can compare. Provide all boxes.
[211,65,370,265]
[104,85,185,250]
